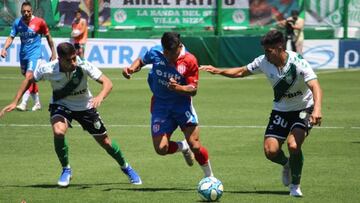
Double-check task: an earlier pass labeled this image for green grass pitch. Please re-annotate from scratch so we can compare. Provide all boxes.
[0,67,359,202]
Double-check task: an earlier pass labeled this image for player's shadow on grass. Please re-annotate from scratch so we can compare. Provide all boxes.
[104,187,193,192]
[226,190,289,196]
[3,182,129,190]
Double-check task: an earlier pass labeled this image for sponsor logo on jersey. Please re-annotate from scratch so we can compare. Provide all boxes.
[284,90,303,99]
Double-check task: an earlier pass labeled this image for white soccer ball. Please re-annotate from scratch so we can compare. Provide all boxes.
[71,29,81,37]
[197,177,224,202]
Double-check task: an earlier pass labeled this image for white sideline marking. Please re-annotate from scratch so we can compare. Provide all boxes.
[1,69,358,81]
[0,123,357,130]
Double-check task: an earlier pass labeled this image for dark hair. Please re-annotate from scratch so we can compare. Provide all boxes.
[161,32,181,51]
[21,1,32,8]
[260,30,285,46]
[291,10,299,16]
[57,42,76,58]
[75,9,82,14]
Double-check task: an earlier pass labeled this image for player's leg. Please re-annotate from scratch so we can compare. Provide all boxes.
[49,104,72,187]
[79,43,86,60]
[16,60,32,111]
[287,107,313,197]
[287,128,305,197]
[29,58,42,111]
[183,125,213,177]
[75,108,141,185]
[264,110,292,186]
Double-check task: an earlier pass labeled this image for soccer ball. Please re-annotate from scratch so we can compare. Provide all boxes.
[71,29,81,37]
[197,177,224,202]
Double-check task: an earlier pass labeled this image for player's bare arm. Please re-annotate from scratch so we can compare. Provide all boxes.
[46,34,57,61]
[168,78,197,96]
[92,74,113,108]
[307,79,323,126]
[122,58,144,79]
[0,36,14,58]
[200,65,251,78]
[0,77,35,117]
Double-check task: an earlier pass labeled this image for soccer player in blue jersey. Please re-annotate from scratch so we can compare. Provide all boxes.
[122,32,214,178]
[1,1,57,111]
[200,30,323,197]
[0,42,142,187]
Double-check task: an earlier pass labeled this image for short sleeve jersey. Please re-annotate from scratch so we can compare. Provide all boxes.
[10,16,49,60]
[33,57,102,111]
[247,51,317,111]
[142,46,199,102]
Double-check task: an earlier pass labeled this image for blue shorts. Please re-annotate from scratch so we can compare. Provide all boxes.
[20,58,42,75]
[151,98,198,136]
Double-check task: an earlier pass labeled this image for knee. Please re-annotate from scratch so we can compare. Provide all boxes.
[53,126,66,138]
[264,148,279,160]
[288,142,301,154]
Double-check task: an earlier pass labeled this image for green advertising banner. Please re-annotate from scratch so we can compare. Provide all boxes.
[110,1,217,28]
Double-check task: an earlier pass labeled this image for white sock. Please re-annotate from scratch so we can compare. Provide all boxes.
[21,90,31,105]
[176,140,189,152]
[31,92,41,105]
[121,162,129,169]
[201,160,214,177]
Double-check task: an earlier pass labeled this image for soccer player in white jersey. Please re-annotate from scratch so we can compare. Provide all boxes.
[200,30,322,197]
[0,42,142,187]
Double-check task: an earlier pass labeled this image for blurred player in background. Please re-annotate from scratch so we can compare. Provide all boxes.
[122,32,214,178]
[200,30,322,197]
[0,42,142,187]
[1,1,56,111]
[71,9,88,60]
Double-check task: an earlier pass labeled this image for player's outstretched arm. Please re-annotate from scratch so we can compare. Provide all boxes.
[307,79,323,126]
[92,74,113,108]
[122,58,144,79]
[0,77,35,118]
[1,36,14,58]
[45,34,57,61]
[200,65,251,78]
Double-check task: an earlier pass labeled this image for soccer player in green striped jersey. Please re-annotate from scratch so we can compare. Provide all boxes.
[200,30,322,197]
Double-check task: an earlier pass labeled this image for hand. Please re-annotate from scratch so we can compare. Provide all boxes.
[168,78,178,90]
[1,49,7,58]
[90,96,103,109]
[122,67,134,79]
[199,65,221,74]
[309,109,322,126]
[50,54,57,61]
[0,102,17,118]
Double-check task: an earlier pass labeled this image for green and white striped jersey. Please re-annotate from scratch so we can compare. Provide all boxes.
[247,51,317,112]
[34,57,102,111]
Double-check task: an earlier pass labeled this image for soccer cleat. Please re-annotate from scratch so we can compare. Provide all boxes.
[282,162,291,186]
[57,167,72,187]
[182,148,195,166]
[121,165,142,185]
[31,103,42,111]
[289,184,303,197]
[16,103,27,111]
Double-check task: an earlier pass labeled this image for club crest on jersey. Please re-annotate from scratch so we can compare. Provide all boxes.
[152,124,160,133]
[94,120,101,129]
[30,24,36,29]
[177,64,186,74]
